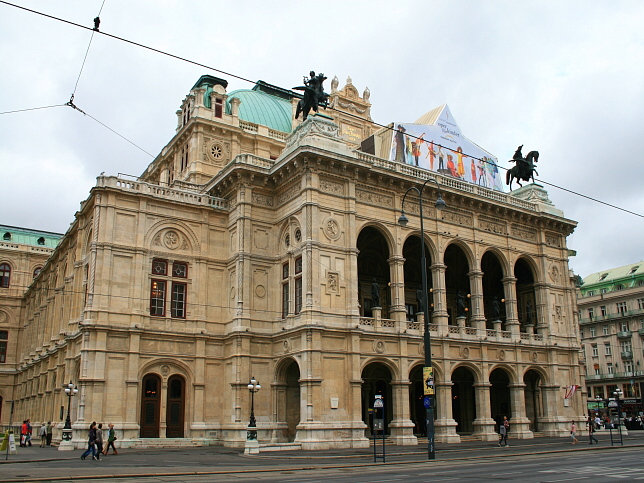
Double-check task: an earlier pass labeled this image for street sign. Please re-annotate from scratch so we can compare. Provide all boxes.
[608,400,618,408]
[423,396,432,409]
[374,398,384,408]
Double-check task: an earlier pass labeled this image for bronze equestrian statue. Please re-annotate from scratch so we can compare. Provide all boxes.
[294,71,329,121]
[506,145,539,190]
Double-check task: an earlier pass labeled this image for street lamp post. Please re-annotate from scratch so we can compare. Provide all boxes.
[399,177,446,460]
[613,388,624,445]
[247,377,261,438]
[59,381,78,451]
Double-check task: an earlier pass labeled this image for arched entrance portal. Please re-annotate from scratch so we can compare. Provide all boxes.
[451,367,476,433]
[140,373,161,437]
[357,227,391,318]
[490,368,511,430]
[402,235,432,321]
[409,365,426,436]
[276,359,301,442]
[361,362,393,436]
[444,244,470,325]
[515,258,538,330]
[166,375,185,438]
[524,370,543,431]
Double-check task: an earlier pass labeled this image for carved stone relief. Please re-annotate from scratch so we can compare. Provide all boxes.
[478,216,508,235]
[326,271,339,294]
[440,208,473,227]
[511,224,537,241]
[355,187,393,208]
[319,177,344,196]
[373,340,386,354]
[322,217,342,241]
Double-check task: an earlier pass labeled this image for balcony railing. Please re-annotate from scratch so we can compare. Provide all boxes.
[617,331,632,339]
[579,308,644,324]
[621,350,633,359]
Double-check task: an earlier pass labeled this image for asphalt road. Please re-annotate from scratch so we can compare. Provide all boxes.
[1,433,642,482]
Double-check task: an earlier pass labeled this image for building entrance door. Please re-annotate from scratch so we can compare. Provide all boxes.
[140,374,161,437]
[166,375,185,438]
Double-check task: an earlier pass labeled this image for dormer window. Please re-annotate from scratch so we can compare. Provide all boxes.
[630,266,639,274]
[599,273,608,281]
[2,232,10,241]
[37,236,45,245]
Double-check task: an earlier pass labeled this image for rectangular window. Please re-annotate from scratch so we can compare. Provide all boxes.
[0,330,7,363]
[172,262,188,278]
[638,298,644,310]
[152,259,168,276]
[617,302,627,315]
[607,364,614,374]
[602,325,609,335]
[294,257,302,315]
[620,321,629,332]
[588,308,594,320]
[282,262,289,318]
[215,98,223,118]
[600,306,607,317]
[621,340,632,352]
[171,283,187,318]
[590,327,596,337]
[624,362,634,373]
[150,280,166,316]
[594,367,600,376]
[605,343,612,356]
[592,344,598,357]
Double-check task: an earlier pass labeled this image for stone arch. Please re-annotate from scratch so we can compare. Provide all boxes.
[145,220,200,254]
[356,221,395,255]
[523,367,547,432]
[451,364,478,433]
[278,216,303,253]
[514,256,540,329]
[274,356,301,442]
[487,363,518,384]
[408,361,442,436]
[402,233,435,320]
[441,240,475,271]
[522,365,550,385]
[357,225,393,317]
[489,366,513,427]
[139,358,194,382]
[513,254,541,283]
[450,362,483,383]
[481,250,507,327]
[361,360,396,436]
[401,231,439,263]
[480,247,510,277]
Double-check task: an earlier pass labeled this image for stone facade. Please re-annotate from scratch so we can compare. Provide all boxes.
[0,77,585,449]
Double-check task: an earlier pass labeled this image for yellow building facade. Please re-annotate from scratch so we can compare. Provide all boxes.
[1,76,585,449]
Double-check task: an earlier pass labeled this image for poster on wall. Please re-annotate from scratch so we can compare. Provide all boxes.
[389,105,504,192]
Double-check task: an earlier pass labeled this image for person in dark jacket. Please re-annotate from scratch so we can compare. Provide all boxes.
[80,422,98,460]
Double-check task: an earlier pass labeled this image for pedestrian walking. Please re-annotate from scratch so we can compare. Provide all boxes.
[26,419,33,447]
[19,420,27,447]
[46,422,53,446]
[498,416,509,447]
[80,422,98,461]
[95,423,103,460]
[103,423,118,455]
[587,416,599,445]
[39,423,47,447]
[570,421,578,444]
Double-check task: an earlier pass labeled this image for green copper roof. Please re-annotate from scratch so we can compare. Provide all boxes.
[226,88,293,133]
[0,224,63,249]
[580,261,644,295]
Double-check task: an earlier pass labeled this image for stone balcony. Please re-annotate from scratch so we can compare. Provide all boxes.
[617,330,632,339]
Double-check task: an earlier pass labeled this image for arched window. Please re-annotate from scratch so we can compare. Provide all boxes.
[33,267,42,279]
[37,237,45,246]
[0,264,10,288]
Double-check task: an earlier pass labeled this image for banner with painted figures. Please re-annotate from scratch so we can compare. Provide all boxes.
[389,106,504,191]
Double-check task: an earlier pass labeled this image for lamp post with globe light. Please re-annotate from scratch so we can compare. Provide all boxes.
[398,177,446,460]
[244,377,261,455]
[58,381,78,451]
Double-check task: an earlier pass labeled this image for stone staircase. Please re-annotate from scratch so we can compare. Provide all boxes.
[258,442,302,452]
[128,438,202,449]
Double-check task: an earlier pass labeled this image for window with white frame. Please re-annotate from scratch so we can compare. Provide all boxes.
[602,325,609,335]
[620,321,629,332]
[617,301,627,315]
[588,308,595,320]
[604,343,612,356]
[590,326,596,337]
[592,344,598,357]
[600,306,607,317]
[607,363,614,374]
[624,361,634,373]
[621,340,632,353]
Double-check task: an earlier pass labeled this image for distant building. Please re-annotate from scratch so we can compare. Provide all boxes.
[0,225,63,417]
[578,262,644,416]
[1,75,583,449]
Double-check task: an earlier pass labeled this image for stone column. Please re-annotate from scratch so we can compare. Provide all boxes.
[538,384,566,436]
[434,381,460,443]
[472,382,497,440]
[502,276,519,338]
[534,282,550,336]
[431,263,448,335]
[388,255,407,329]
[509,383,533,438]
[388,380,417,445]
[468,269,485,332]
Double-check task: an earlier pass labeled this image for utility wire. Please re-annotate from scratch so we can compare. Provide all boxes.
[0,104,66,115]
[70,0,107,99]
[1,0,641,218]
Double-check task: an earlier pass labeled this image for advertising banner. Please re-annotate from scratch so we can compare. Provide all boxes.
[423,366,434,396]
[389,106,503,191]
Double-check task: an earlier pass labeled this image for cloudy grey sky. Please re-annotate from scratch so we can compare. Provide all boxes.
[1,0,642,278]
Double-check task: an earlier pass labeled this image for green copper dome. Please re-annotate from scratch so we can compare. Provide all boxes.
[226,82,295,134]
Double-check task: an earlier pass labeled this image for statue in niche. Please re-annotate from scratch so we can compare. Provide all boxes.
[525,300,533,324]
[456,291,467,317]
[371,278,381,307]
[491,295,504,320]
[506,144,539,190]
[416,289,425,314]
[294,71,329,121]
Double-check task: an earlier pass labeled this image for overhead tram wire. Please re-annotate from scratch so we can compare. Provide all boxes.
[0,104,66,115]
[1,0,642,218]
[70,0,107,100]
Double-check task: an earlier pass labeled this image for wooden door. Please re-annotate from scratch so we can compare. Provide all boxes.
[165,375,185,438]
[140,374,160,438]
